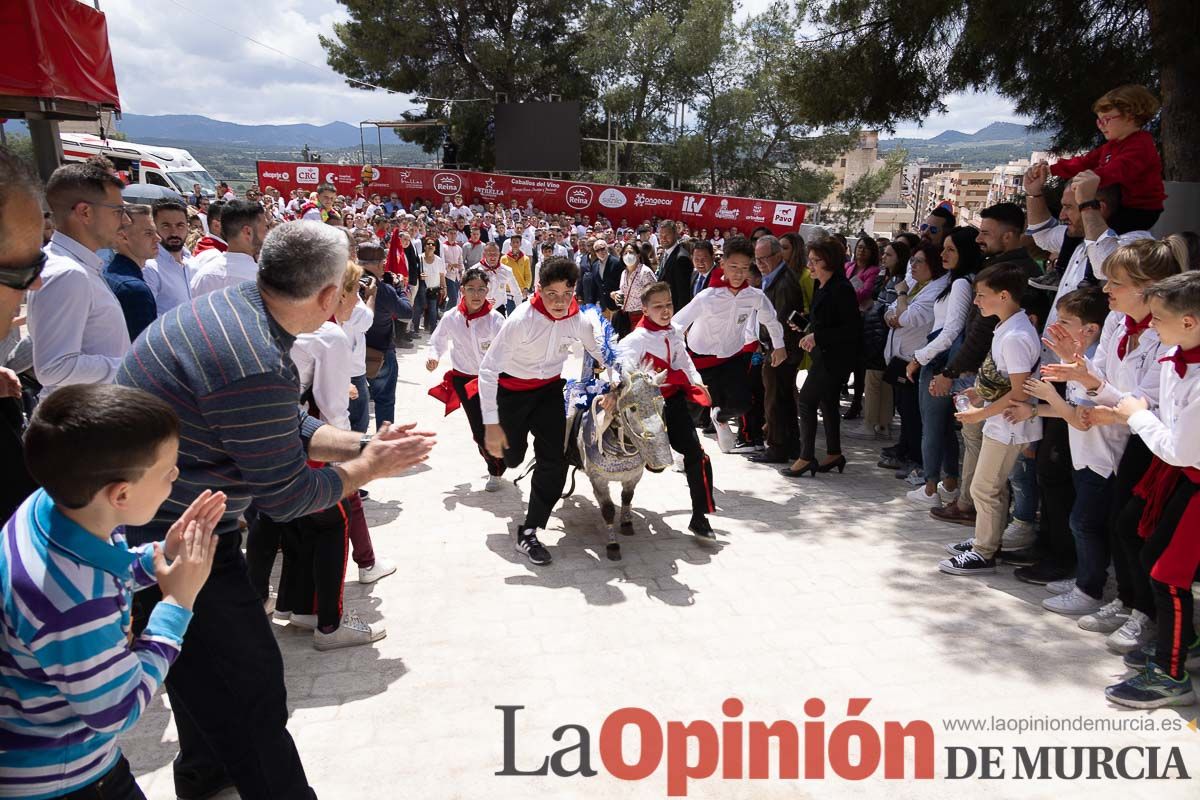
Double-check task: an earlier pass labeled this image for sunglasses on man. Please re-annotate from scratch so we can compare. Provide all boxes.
[919,222,941,235]
[0,251,47,291]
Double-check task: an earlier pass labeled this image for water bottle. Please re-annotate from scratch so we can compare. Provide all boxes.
[954,394,972,413]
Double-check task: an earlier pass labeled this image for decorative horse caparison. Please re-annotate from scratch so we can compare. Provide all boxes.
[571,368,674,561]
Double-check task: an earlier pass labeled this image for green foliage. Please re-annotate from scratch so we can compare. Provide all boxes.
[826,149,906,235]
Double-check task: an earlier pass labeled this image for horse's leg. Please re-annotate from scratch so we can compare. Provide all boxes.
[591,474,621,561]
[619,476,638,536]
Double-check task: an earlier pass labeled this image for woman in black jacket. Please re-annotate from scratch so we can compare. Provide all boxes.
[781,237,863,477]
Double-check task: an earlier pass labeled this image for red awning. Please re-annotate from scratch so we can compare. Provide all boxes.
[2,0,121,109]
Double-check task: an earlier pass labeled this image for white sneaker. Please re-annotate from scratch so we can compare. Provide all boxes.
[263,594,277,616]
[485,475,503,492]
[905,486,942,508]
[313,611,386,651]
[1001,519,1036,551]
[1107,610,1156,653]
[936,481,960,505]
[712,415,737,454]
[1046,578,1076,595]
[728,442,762,454]
[1079,599,1130,633]
[358,557,397,584]
[284,613,317,630]
[1042,586,1104,616]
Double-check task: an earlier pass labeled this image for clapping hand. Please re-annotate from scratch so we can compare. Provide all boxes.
[1081,406,1120,428]
[156,515,220,611]
[1114,395,1149,423]
[1042,323,1085,364]
[164,490,226,562]
[1023,377,1056,403]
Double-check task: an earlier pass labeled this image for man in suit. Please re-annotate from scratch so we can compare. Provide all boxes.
[591,240,623,315]
[690,240,717,299]
[751,235,805,463]
[656,220,693,310]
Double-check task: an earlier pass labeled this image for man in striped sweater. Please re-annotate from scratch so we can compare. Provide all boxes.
[117,221,435,800]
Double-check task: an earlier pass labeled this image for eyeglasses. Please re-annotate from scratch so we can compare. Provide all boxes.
[1096,113,1122,128]
[919,223,940,234]
[0,251,47,290]
[80,200,132,218]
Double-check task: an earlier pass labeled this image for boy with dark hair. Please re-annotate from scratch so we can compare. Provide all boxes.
[671,236,785,453]
[1,384,224,799]
[480,256,615,564]
[939,262,1043,575]
[617,281,716,538]
[1104,271,1200,708]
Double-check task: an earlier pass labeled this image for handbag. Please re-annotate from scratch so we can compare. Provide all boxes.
[611,274,636,337]
[364,346,385,380]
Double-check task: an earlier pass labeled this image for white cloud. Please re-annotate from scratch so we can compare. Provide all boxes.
[100,0,1028,139]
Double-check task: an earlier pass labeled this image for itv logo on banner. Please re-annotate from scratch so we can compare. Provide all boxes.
[682,196,706,215]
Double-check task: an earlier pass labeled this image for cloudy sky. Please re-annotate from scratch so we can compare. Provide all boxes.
[100,0,1029,139]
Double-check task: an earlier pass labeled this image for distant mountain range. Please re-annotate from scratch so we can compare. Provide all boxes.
[113,113,370,149]
[880,121,1053,167]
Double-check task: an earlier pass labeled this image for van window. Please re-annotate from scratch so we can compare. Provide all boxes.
[146,171,171,187]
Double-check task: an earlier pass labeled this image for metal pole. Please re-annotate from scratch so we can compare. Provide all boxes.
[359,124,365,165]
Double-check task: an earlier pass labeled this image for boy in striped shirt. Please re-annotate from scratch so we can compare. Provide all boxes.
[0,385,223,799]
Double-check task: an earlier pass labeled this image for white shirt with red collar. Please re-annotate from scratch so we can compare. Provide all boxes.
[477,297,609,424]
[617,321,707,404]
[670,284,784,360]
[427,302,505,376]
[1128,344,1200,469]
[480,263,523,308]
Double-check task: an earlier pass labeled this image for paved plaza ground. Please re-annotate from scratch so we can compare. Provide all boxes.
[123,341,1200,799]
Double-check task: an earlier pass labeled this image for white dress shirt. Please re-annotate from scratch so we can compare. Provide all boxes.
[480,265,523,308]
[426,305,505,375]
[143,244,193,315]
[477,302,608,424]
[672,285,784,358]
[189,251,259,297]
[1064,339,1130,478]
[27,231,131,397]
[291,321,353,432]
[914,277,972,365]
[884,275,949,363]
[617,326,703,386]
[982,312,1043,445]
[344,300,374,377]
[1129,350,1200,469]
[1088,310,1165,409]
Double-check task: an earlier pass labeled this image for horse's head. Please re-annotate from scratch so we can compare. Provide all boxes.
[613,369,673,472]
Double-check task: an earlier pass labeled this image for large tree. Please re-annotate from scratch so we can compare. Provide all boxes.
[320,0,590,170]
[782,0,1200,181]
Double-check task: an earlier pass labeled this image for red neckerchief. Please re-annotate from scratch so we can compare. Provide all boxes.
[1159,344,1200,379]
[457,297,493,326]
[637,315,670,331]
[530,292,579,321]
[1118,313,1152,360]
[635,323,711,406]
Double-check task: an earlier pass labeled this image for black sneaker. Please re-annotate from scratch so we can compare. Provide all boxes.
[1014,560,1072,585]
[877,455,905,470]
[944,537,975,556]
[938,550,996,575]
[1029,269,1064,292]
[998,546,1039,567]
[689,514,716,541]
[515,528,551,565]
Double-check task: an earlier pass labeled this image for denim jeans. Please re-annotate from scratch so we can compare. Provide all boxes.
[348,373,370,433]
[1071,468,1114,599]
[918,364,959,482]
[444,277,460,309]
[1009,446,1039,523]
[367,348,397,431]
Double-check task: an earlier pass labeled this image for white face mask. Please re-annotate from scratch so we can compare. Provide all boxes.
[622,253,638,266]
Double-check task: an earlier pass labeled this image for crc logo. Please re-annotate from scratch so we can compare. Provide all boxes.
[565,185,593,210]
[772,204,798,226]
[296,166,319,184]
[261,171,290,181]
[714,198,740,220]
[433,172,463,196]
[598,188,627,209]
[682,196,706,214]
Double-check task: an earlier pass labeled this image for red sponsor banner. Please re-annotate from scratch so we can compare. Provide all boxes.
[256,161,807,233]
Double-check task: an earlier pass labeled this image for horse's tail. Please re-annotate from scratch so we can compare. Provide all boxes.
[562,466,577,499]
[512,458,537,486]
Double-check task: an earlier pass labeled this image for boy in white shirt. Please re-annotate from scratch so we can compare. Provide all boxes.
[479,242,523,316]
[479,257,614,565]
[939,262,1043,575]
[426,267,508,491]
[1104,271,1200,708]
[1017,288,1124,614]
[670,237,785,452]
[617,281,716,538]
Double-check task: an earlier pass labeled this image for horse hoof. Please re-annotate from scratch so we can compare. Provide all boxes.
[620,521,635,536]
[606,543,622,561]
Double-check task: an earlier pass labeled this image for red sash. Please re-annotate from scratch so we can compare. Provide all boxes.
[688,341,758,371]
[428,369,477,416]
[635,318,710,405]
[465,373,559,398]
[1133,457,1200,589]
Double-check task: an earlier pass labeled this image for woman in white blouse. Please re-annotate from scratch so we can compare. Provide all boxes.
[904,227,983,506]
[611,243,657,327]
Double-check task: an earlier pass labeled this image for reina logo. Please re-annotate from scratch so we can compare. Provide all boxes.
[434,172,463,196]
[682,196,706,214]
[565,185,594,210]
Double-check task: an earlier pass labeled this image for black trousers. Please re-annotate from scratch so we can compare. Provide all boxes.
[1035,417,1076,567]
[762,362,799,455]
[663,392,715,516]
[697,351,753,423]
[245,505,276,602]
[272,501,351,629]
[797,362,846,461]
[892,377,921,464]
[498,379,567,531]
[1110,435,1154,613]
[56,755,144,800]
[1144,478,1200,679]
[453,373,506,477]
[131,535,314,800]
